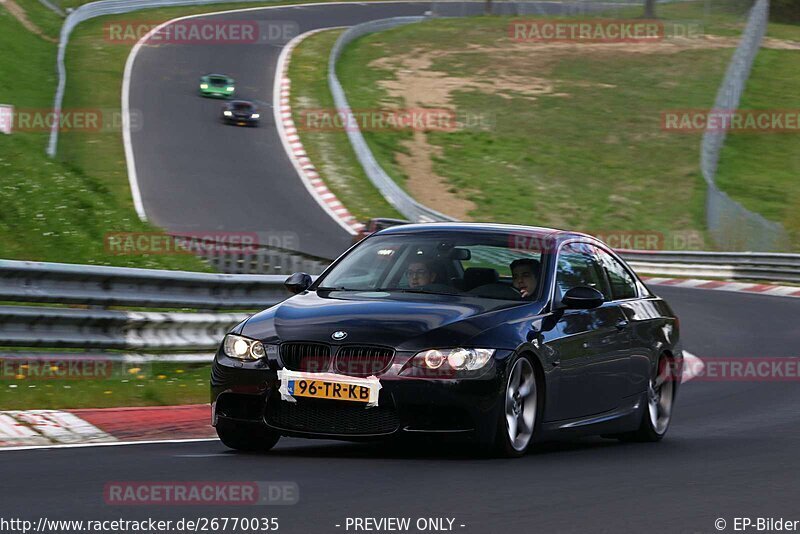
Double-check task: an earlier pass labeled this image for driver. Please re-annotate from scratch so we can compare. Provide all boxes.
[406,260,437,289]
[510,258,540,299]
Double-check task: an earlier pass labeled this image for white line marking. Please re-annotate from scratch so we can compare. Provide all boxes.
[173,453,231,457]
[0,437,219,452]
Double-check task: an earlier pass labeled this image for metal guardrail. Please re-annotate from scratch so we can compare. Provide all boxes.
[0,259,290,309]
[0,306,249,350]
[619,250,800,284]
[699,0,789,252]
[0,258,305,351]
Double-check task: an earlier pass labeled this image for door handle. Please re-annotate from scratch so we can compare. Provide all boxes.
[615,319,629,330]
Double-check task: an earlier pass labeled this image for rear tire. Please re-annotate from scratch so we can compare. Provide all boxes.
[622,353,676,442]
[216,420,280,452]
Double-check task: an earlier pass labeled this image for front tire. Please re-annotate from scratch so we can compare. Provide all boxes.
[492,355,540,457]
[216,420,280,452]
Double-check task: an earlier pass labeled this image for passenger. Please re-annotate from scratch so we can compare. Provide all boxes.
[510,258,540,299]
[406,260,438,289]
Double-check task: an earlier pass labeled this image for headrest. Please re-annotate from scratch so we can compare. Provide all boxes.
[463,267,499,290]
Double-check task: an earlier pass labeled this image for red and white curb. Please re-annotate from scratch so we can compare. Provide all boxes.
[643,277,800,298]
[274,28,364,236]
[0,404,212,449]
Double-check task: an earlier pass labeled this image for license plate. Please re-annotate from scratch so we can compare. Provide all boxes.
[237,121,246,126]
[278,370,381,406]
[288,379,370,402]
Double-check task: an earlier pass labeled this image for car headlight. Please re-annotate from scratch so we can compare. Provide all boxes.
[226,86,234,91]
[223,110,233,117]
[200,83,208,89]
[251,113,260,119]
[412,348,495,371]
[222,334,272,360]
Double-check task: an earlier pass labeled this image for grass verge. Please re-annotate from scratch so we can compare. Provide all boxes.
[0,2,208,269]
[334,12,742,245]
[0,361,210,409]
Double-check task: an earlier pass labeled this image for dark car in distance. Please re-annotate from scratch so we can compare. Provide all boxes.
[352,217,410,245]
[211,223,683,457]
[222,100,260,126]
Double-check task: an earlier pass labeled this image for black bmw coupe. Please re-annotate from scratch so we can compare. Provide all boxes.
[211,223,683,457]
[221,100,260,126]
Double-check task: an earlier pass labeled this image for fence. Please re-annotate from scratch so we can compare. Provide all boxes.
[700,0,789,251]
[619,250,800,284]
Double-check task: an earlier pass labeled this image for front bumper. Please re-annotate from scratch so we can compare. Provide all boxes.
[223,116,259,126]
[200,89,232,98]
[211,349,510,441]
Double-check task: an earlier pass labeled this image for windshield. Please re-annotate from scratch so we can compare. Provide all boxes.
[209,77,230,85]
[316,232,546,301]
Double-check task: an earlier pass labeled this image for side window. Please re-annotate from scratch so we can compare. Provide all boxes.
[555,243,611,301]
[594,248,638,300]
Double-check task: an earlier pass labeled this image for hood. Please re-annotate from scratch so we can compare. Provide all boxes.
[239,290,531,351]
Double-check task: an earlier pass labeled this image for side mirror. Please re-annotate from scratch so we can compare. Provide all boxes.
[285,272,312,294]
[561,286,604,310]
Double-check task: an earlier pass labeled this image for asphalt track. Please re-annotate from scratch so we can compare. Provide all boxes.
[127,1,434,258]
[126,1,582,258]
[3,286,800,533]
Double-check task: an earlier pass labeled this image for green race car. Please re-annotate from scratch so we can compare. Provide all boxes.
[199,74,235,98]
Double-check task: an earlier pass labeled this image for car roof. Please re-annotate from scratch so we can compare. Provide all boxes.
[374,222,599,246]
[228,100,255,106]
